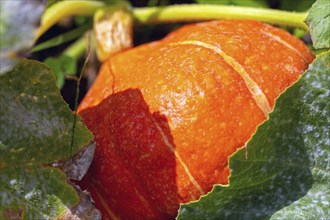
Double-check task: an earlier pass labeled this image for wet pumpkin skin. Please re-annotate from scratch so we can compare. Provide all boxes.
[78,20,314,220]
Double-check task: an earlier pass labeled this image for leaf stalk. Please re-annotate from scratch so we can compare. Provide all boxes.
[63,36,88,59]
[38,1,309,39]
[36,0,104,39]
[36,1,309,60]
[133,5,308,30]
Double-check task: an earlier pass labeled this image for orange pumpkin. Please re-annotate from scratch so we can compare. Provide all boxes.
[77,20,314,220]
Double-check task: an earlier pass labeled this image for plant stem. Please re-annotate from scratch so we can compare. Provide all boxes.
[39,1,309,40]
[36,0,104,39]
[70,34,91,158]
[133,4,308,30]
[38,1,309,59]
[63,36,88,59]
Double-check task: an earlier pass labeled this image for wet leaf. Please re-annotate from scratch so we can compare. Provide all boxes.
[60,185,101,220]
[0,165,78,219]
[305,0,330,49]
[0,59,94,218]
[177,51,330,219]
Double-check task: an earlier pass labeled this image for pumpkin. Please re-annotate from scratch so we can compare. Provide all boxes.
[77,20,314,220]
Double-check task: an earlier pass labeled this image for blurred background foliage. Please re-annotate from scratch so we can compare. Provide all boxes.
[30,0,316,108]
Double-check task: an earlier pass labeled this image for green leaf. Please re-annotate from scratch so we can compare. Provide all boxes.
[0,59,91,167]
[44,55,77,88]
[177,51,330,219]
[280,0,315,12]
[0,166,78,219]
[0,59,93,218]
[305,0,330,49]
[31,24,90,53]
[0,0,44,74]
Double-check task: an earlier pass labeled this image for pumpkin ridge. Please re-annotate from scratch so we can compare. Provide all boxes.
[87,176,120,220]
[169,40,272,116]
[106,61,116,94]
[260,30,309,64]
[152,117,205,196]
